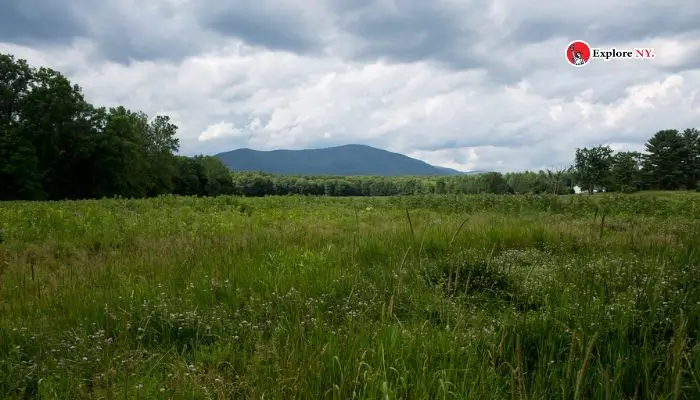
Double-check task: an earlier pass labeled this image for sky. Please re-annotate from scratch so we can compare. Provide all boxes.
[1,0,699,173]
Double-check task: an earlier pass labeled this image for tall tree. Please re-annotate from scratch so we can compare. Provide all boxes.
[0,54,43,199]
[643,129,689,190]
[610,151,643,192]
[143,115,180,196]
[19,66,94,199]
[197,156,236,196]
[573,145,614,194]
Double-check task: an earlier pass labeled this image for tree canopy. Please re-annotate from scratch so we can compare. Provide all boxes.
[0,53,233,200]
[571,129,700,194]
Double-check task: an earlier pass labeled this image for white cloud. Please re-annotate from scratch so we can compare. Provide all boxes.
[198,121,246,141]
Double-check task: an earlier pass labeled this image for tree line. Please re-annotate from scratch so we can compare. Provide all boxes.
[0,53,234,201]
[1,53,698,200]
[227,170,573,196]
[228,130,699,198]
[572,129,699,193]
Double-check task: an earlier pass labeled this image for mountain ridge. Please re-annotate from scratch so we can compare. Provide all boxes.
[215,144,481,176]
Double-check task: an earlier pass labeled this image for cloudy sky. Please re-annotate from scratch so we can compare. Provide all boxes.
[2,0,699,172]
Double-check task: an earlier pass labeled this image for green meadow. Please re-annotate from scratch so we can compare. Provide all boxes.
[1,193,699,399]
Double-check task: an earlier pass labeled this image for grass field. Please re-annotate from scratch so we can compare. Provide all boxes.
[1,193,699,399]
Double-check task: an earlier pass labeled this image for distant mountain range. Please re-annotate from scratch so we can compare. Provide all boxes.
[215,144,483,176]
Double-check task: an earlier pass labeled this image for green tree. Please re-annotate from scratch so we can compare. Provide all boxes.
[573,145,614,194]
[88,107,150,198]
[143,115,180,196]
[435,178,446,194]
[643,130,689,190]
[0,53,183,200]
[610,151,643,192]
[480,172,507,194]
[0,54,43,199]
[196,156,236,196]
[173,156,204,196]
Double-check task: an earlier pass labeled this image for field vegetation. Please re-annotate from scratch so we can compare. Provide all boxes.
[1,193,699,398]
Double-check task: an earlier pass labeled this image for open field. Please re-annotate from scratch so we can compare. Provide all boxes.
[1,193,699,399]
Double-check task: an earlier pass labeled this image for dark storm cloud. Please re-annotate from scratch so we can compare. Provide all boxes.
[0,0,87,45]
[89,1,220,64]
[93,27,210,64]
[327,0,700,78]
[0,0,213,64]
[323,0,526,86]
[512,20,700,47]
[3,0,699,78]
[199,3,325,53]
[510,3,700,47]
[333,0,480,67]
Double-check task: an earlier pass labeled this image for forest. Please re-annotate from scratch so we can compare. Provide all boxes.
[2,52,699,200]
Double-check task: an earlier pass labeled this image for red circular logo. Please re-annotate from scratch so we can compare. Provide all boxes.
[566,40,591,67]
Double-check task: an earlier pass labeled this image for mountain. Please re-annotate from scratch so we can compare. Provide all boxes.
[215,144,469,176]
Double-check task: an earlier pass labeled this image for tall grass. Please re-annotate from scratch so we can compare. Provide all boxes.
[0,193,699,398]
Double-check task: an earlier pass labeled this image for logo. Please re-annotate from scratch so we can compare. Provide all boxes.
[566,40,655,67]
[566,40,591,67]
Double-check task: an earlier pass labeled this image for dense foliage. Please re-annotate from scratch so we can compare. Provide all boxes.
[573,130,700,194]
[228,170,573,196]
[1,53,699,200]
[0,54,233,201]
